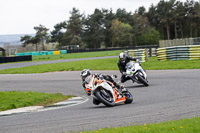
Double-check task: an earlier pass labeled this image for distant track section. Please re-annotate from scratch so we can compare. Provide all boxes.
[0,56,117,70]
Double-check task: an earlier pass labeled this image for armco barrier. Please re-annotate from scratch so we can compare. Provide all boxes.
[53,51,60,55]
[189,45,200,60]
[157,45,200,61]
[159,37,200,48]
[128,49,146,62]
[65,45,159,53]
[157,48,167,61]
[60,50,67,54]
[16,50,67,56]
[0,55,32,63]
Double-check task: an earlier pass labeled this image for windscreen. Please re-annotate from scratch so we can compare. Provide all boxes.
[126,62,134,70]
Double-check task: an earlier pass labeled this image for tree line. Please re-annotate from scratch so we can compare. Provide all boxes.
[21,0,200,50]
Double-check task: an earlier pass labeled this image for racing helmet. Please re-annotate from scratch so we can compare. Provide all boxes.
[80,69,91,81]
[119,52,126,63]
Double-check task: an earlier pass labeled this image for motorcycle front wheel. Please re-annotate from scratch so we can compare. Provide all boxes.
[137,73,149,86]
[95,89,115,107]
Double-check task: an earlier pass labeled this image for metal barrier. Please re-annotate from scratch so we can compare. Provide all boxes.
[127,49,147,62]
[0,55,32,63]
[157,45,200,61]
[16,50,67,56]
[159,37,200,48]
[65,45,158,53]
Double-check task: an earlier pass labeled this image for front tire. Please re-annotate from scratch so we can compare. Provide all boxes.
[137,73,149,86]
[95,90,115,107]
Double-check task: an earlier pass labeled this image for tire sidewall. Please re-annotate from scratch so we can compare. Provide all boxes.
[137,72,149,86]
[123,91,133,104]
[95,90,115,107]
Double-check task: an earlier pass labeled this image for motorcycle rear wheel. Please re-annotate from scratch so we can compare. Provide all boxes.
[95,90,115,107]
[122,91,133,104]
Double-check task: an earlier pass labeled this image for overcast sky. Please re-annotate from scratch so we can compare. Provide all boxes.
[0,0,198,35]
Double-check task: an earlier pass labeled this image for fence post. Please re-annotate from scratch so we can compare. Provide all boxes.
[149,48,152,57]
[145,49,149,62]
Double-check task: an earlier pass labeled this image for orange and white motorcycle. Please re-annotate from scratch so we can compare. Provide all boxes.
[84,75,133,107]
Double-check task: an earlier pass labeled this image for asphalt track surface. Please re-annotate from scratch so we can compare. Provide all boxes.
[0,60,200,133]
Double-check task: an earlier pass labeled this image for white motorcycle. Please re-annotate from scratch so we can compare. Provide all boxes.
[125,61,149,86]
[84,75,133,107]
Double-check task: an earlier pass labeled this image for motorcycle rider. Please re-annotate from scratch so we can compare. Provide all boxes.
[80,69,125,105]
[117,52,139,83]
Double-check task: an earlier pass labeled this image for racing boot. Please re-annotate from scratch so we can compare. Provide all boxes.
[114,82,126,93]
[119,85,127,93]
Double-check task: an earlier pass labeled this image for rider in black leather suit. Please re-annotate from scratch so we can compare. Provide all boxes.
[117,52,137,83]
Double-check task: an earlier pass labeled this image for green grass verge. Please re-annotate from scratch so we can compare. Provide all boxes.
[32,50,121,61]
[0,58,119,74]
[143,57,200,70]
[0,57,200,74]
[0,91,74,111]
[80,117,200,133]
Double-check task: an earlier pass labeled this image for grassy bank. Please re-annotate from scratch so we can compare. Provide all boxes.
[143,57,200,70]
[0,57,200,74]
[0,58,118,74]
[32,50,121,61]
[0,91,74,111]
[80,117,200,133]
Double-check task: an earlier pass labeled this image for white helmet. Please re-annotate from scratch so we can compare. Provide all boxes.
[119,52,126,63]
[80,69,91,81]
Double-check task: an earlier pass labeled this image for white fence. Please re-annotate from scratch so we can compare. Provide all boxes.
[159,37,200,48]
